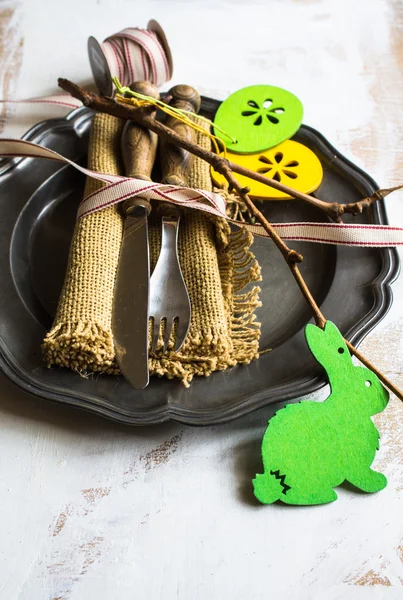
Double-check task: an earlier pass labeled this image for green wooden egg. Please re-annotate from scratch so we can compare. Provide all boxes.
[213,85,304,154]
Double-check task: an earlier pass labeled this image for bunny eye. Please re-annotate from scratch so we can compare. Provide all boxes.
[338,347,344,354]
[365,380,372,387]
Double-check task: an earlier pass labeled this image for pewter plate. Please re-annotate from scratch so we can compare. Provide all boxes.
[0,103,399,425]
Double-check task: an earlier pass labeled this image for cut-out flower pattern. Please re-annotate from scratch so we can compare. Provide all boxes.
[241,98,285,127]
[256,152,299,182]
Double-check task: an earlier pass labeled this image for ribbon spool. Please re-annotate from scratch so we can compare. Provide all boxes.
[88,20,173,96]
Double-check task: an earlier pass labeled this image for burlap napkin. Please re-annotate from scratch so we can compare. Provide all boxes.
[43,113,262,386]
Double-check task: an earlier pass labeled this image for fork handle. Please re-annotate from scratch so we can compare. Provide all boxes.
[160,84,201,186]
[161,214,180,251]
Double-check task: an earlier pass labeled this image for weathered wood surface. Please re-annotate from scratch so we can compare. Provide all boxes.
[1,0,403,598]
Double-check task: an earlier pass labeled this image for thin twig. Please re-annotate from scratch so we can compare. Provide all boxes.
[57,78,403,401]
[58,78,394,222]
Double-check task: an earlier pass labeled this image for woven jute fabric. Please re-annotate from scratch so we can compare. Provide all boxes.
[43,113,262,386]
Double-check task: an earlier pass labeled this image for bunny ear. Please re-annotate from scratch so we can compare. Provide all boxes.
[305,321,352,375]
[305,322,326,355]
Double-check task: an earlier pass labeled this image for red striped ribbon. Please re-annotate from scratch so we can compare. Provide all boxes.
[0,137,402,247]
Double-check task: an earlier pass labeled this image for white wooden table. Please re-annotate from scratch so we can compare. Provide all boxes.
[1,0,403,598]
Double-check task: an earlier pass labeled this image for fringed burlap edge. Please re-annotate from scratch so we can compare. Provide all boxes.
[43,224,262,386]
[149,223,262,387]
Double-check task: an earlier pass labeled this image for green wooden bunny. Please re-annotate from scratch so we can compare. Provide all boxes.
[253,321,389,505]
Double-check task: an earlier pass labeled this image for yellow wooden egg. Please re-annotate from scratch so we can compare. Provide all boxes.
[211,140,323,200]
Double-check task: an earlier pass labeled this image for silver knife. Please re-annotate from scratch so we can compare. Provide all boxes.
[112,81,159,389]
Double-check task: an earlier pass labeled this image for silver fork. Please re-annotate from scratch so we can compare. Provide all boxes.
[149,84,200,355]
[149,214,191,353]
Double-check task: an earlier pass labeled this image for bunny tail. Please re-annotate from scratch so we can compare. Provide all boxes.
[253,473,283,504]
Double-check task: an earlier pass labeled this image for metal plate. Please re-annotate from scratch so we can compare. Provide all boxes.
[0,103,399,425]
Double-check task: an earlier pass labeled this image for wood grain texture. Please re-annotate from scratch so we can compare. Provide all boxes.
[159,84,201,185]
[121,81,159,183]
[1,0,403,598]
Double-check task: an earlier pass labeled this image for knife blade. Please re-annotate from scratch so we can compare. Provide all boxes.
[112,81,159,389]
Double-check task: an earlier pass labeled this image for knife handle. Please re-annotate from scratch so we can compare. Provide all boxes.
[160,84,201,186]
[122,198,152,217]
[121,81,159,215]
